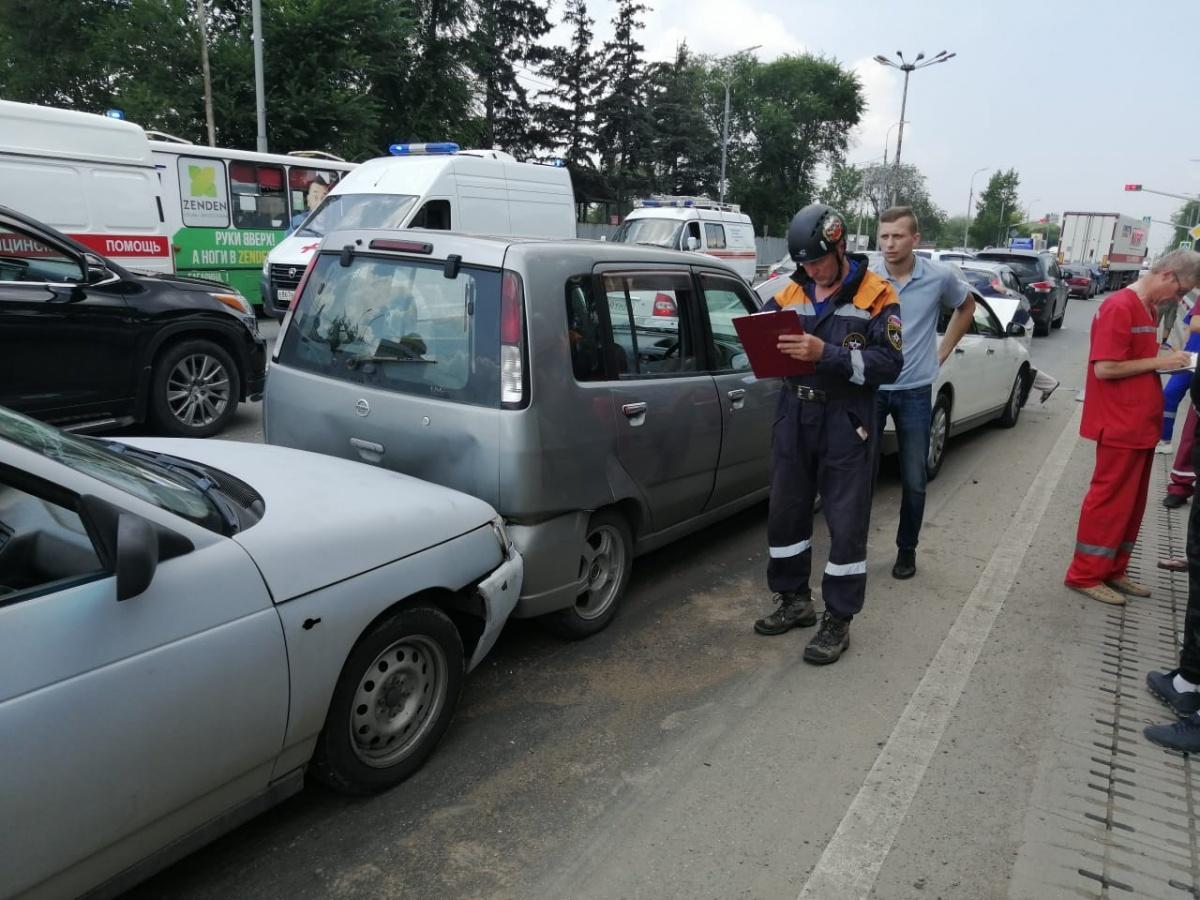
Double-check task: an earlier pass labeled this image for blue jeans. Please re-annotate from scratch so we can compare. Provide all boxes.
[876,385,932,551]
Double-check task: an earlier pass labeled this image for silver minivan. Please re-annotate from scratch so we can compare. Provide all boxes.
[264,231,777,637]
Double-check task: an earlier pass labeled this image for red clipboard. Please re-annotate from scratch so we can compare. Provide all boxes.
[732,309,816,378]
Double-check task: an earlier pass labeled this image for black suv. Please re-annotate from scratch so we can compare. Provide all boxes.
[974,249,1068,336]
[0,205,266,436]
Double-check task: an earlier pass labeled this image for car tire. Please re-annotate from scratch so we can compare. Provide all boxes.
[1052,298,1066,329]
[926,392,951,482]
[542,510,632,640]
[1033,315,1050,337]
[311,604,465,795]
[997,369,1026,428]
[150,338,240,437]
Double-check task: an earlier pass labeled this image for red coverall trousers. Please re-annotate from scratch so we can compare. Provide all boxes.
[1167,405,1198,500]
[1065,442,1155,587]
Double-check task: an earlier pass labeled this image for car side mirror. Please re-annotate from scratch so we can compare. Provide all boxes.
[78,495,194,601]
[115,514,162,601]
[1005,321,1026,337]
[686,236,700,251]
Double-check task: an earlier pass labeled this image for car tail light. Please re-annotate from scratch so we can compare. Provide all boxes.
[500,270,527,408]
[652,292,678,317]
[1029,281,1053,293]
[272,257,317,361]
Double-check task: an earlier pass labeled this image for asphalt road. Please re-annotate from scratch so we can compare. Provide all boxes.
[125,297,1112,900]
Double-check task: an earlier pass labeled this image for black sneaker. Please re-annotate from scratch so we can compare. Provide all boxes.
[803,612,850,665]
[892,549,916,580]
[1164,494,1188,509]
[1145,715,1200,753]
[754,590,817,635]
[1146,670,1200,717]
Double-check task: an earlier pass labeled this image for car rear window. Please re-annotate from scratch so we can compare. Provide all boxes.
[276,253,503,407]
[977,254,1041,279]
[958,269,992,290]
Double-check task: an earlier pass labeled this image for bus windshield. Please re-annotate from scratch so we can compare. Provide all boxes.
[296,193,420,238]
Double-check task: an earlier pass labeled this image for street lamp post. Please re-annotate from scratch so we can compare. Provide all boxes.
[252,0,267,153]
[882,120,908,167]
[718,44,761,206]
[874,50,956,206]
[964,166,989,248]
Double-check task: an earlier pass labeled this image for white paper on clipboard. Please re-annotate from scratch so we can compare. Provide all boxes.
[1157,351,1199,375]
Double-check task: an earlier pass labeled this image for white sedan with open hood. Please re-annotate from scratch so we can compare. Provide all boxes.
[0,406,521,900]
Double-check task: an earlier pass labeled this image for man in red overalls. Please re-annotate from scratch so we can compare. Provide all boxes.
[1066,251,1199,605]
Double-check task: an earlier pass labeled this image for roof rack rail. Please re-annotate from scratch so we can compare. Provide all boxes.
[144,130,193,145]
[634,194,741,213]
[287,150,348,162]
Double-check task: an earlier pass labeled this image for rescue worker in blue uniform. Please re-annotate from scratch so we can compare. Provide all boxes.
[753,204,904,664]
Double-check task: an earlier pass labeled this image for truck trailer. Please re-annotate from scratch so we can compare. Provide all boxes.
[1059,211,1149,291]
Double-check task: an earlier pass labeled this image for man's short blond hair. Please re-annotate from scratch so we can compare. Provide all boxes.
[1151,248,1200,287]
[879,206,920,235]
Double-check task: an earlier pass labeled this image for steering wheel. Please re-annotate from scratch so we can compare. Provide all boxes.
[660,340,680,359]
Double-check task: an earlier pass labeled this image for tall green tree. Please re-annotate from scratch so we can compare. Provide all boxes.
[593,0,652,210]
[939,215,971,249]
[471,0,551,156]
[533,0,603,204]
[969,168,1021,249]
[1162,200,1200,252]
[645,43,719,196]
[0,0,202,138]
[730,54,864,236]
[819,163,864,216]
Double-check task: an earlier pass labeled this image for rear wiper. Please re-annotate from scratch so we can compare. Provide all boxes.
[98,442,241,533]
[346,353,436,368]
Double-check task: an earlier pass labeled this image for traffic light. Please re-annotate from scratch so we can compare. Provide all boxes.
[1124,184,1142,191]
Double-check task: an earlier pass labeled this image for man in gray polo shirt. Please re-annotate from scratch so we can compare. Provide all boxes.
[871,206,975,579]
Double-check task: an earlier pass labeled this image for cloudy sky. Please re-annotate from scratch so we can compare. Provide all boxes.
[539,0,1200,249]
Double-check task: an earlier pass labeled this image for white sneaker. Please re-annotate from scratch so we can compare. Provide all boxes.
[1156,441,1174,455]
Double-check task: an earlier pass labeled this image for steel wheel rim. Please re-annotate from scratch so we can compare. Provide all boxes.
[349,635,448,768]
[166,353,231,427]
[576,524,626,620]
[928,405,948,471]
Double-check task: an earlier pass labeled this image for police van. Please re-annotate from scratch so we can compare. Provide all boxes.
[262,143,576,316]
[0,100,172,273]
[610,196,758,282]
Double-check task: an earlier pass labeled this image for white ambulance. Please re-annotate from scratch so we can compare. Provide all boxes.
[262,143,576,316]
[610,196,758,282]
[0,100,171,273]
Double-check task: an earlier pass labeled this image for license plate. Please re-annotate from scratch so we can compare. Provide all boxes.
[276,289,294,304]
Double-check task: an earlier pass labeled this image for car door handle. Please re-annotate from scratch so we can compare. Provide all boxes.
[350,437,385,462]
[727,388,746,410]
[622,402,647,426]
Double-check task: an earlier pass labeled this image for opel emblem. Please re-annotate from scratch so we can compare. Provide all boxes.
[288,266,297,278]
[354,399,370,417]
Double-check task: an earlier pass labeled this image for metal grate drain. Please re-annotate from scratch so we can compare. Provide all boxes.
[1075,460,1200,897]
[1010,456,1200,899]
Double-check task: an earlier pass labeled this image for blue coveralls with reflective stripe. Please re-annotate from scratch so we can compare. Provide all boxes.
[762,255,904,619]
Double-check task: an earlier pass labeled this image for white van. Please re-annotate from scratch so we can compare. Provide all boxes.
[262,143,576,316]
[610,196,758,282]
[0,100,171,273]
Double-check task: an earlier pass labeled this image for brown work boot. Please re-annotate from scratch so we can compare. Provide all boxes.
[1106,577,1151,598]
[1069,583,1126,605]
